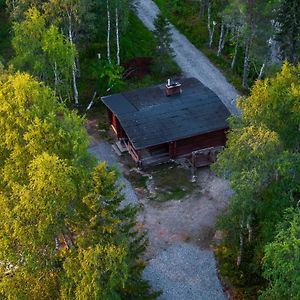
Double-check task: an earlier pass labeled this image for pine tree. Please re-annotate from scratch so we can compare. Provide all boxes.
[153,13,174,75]
[275,0,300,64]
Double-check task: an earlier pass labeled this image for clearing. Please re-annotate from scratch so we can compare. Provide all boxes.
[86,118,232,299]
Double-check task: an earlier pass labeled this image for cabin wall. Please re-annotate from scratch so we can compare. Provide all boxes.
[174,129,227,157]
[107,109,124,138]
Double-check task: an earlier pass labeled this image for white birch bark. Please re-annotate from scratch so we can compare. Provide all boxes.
[67,11,79,105]
[116,3,120,65]
[107,0,111,64]
[207,1,216,48]
[237,221,244,267]
[246,215,252,243]
[242,38,251,90]
[217,16,225,56]
[258,60,266,80]
[231,27,240,70]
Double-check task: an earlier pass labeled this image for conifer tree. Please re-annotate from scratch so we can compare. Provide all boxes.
[153,13,174,75]
[275,0,300,64]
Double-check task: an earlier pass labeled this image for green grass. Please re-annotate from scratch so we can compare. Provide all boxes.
[149,163,197,202]
[153,0,257,92]
[125,171,148,189]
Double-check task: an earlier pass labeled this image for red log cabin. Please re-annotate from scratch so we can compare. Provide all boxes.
[101,78,230,168]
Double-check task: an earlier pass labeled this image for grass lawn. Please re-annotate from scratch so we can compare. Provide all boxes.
[124,162,197,202]
[150,163,197,201]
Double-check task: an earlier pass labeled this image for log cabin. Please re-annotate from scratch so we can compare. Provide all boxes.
[101,78,230,168]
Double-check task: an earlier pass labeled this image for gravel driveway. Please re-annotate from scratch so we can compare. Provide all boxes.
[88,140,138,207]
[143,244,226,300]
[139,168,229,300]
[134,0,240,115]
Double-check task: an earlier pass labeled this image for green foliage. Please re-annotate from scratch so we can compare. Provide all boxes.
[153,13,175,75]
[259,208,300,300]
[212,62,300,297]
[12,8,76,100]
[275,0,300,64]
[0,71,155,299]
[100,63,125,94]
[238,62,300,151]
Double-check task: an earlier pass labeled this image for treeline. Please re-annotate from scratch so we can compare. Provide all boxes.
[155,0,300,90]
[213,62,300,299]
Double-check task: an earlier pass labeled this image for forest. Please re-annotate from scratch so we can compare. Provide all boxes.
[0,0,299,299]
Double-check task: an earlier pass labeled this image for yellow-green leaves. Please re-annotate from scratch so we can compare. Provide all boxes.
[212,63,300,296]
[12,8,76,101]
[239,62,300,150]
[0,72,150,299]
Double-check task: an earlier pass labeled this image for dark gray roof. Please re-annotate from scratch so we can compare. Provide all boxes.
[102,78,230,150]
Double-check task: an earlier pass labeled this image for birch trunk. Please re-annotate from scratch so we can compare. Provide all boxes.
[115,4,120,65]
[107,0,111,63]
[246,215,252,243]
[231,28,240,70]
[207,1,215,48]
[217,17,225,56]
[76,56,81,78]
[199,0,206,19]
[242,38,251,90]
[54,61,58,92]
[67,11,79,105]
[237,221,244,267]
[258,60,266,80]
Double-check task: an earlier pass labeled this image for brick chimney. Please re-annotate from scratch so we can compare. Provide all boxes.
[165,79,182,96]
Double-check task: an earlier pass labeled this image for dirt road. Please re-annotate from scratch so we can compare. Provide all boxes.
[134,0,240,115]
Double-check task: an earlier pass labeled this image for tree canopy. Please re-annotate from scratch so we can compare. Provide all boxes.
[0,70,154,299]
[212,62,300,297]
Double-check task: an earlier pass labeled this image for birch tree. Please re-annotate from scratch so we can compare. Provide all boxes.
[213,62,300,274]
[0,71,156,299]
[115,1,120,65]
[207,0,216,48]
[12,8,75,101]
[106,0,111,63]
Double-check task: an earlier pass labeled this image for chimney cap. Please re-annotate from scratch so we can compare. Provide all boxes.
[165,79,182,96]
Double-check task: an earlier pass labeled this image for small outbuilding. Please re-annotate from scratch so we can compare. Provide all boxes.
[101,78,230,168]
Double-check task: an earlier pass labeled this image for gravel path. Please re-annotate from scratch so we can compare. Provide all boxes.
[88,141,138,207]
[134,0,240,115]
[143,244,226,300]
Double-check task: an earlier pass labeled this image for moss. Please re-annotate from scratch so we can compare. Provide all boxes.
[149,163,197,202]
[125,171,148,189]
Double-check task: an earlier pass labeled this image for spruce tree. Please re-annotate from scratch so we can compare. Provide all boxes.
[275,0,300,64]
[153,13,174,75]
